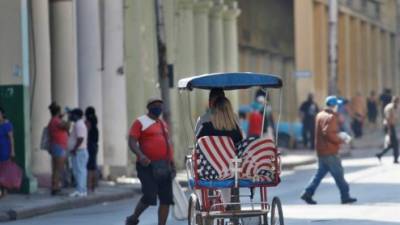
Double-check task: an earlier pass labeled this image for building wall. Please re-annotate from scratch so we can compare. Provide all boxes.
[295,0,399,108]
[0,0,22,85]
[238,0,297,122]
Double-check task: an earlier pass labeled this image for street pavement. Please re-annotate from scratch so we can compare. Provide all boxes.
[3,152,400,225]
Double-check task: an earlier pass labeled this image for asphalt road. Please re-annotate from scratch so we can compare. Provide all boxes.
[4,155,400,225]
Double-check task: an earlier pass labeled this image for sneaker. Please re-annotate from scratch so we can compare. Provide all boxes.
[125,215,139,225]
[69,191,87,197]
[51,189,60,196]
[375,154,381,162]
[300,193,317,205]
[78,192,87,197]
[341,197,357,204]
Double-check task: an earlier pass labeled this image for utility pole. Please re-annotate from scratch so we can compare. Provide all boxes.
[328,0,338,95]
[155,0,171,126]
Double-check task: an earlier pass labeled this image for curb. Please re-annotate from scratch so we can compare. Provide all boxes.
[1,188,140,222]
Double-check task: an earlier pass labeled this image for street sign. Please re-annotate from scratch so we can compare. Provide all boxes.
[293,70,312,78]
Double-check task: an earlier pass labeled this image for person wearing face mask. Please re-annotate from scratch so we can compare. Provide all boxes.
[301,96,357,205]
[68,108,89,198]
[126,97,175,225]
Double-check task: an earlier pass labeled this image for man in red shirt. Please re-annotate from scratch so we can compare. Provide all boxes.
[125,98,175,225]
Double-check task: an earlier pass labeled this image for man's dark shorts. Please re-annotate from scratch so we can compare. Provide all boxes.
[136,163,174,206]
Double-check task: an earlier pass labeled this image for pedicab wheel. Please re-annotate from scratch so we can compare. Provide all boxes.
[188,194,202,225]
[270,197,284,225]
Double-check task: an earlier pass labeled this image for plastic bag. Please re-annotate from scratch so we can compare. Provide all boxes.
[0,160,23,190]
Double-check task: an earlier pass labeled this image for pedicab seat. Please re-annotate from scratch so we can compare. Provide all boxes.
[191,136,281,189]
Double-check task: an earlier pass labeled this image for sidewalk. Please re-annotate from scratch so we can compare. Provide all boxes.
[0,182,140,222]
[0,129,385,222]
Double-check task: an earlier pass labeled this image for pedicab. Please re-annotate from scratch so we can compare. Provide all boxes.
[177,72,285,225]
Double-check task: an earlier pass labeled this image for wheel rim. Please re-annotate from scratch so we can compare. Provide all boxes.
[271,197,283,225]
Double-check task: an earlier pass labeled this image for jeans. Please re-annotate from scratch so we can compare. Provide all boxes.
[71,149,89,193]
[304,155,350,200]
[377,125,399,162]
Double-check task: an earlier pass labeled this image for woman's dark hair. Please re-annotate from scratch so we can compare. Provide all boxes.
[48,102,61,116]
[0,107,5,118]
[85,106,98,125]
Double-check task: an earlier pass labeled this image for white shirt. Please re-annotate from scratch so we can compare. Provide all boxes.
[70,119,87,150]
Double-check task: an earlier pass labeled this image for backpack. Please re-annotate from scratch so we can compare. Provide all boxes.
[40,126,50,151]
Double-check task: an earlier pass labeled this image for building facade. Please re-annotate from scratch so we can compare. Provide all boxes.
[238,0,400,122]
[0,0,241,191]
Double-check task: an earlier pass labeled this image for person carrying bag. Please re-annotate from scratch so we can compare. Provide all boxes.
[125,97,175,225]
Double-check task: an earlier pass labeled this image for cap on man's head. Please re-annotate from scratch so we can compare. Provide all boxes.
[146,97,163,107]
[325,96,343,107]
[70,108,83,118]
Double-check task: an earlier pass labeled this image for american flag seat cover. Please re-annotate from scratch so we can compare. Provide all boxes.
[195,136,237,180]
[236,136,278,183]
[195,136,279,183]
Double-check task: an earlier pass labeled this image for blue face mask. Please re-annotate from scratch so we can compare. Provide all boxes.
[149,107,163,117]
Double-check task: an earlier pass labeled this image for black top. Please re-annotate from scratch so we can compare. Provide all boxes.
[87,116,99,145]
[299,100,319,122]
[197,121,243,144]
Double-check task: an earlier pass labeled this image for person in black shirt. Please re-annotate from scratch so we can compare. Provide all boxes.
[85,107,99,193]
[367,91,378,125]
[299,94,319,149]
[197,96,243,144]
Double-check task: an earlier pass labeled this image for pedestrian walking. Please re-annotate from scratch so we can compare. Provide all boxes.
[47,102,70,196]
[379,88,392,115]
[85,107,99,193]
[126,97,175,225]
[376,96,399,164]
[301,96,357,205]
[299,93,319,149]
[68,108,89,197]
[350,92,365,138]
[338,99,354,149]
[0,107,15,197]
[195,88,225,138]
[367,91,378,125]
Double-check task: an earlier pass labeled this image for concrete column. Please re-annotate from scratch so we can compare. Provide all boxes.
[102,0,128,175]
[375,28,383,93]
[390,35,398,95]
[361,22,369,96]
[194,0,212,116]
[313,2,328,104]
[172,0,196,168]
[209,1,226,73]
[125,0,159,125]
[385,32,393,90]
[381,31,388,90]
[76,0,104,166]
[349,18,361,97]
[31,0,52,175]
[364,23,373,95]
[370,26,378,94]
[223,0,241,111]
[338,13,351,98]
[50,0,78,108]
[294,0,315,105]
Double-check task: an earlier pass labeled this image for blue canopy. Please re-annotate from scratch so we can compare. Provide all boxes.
[177,72,283,90]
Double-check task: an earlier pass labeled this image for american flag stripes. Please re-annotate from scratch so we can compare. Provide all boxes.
[195,136,278,183]
[237,137,277,182]
[196,136,237,180]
